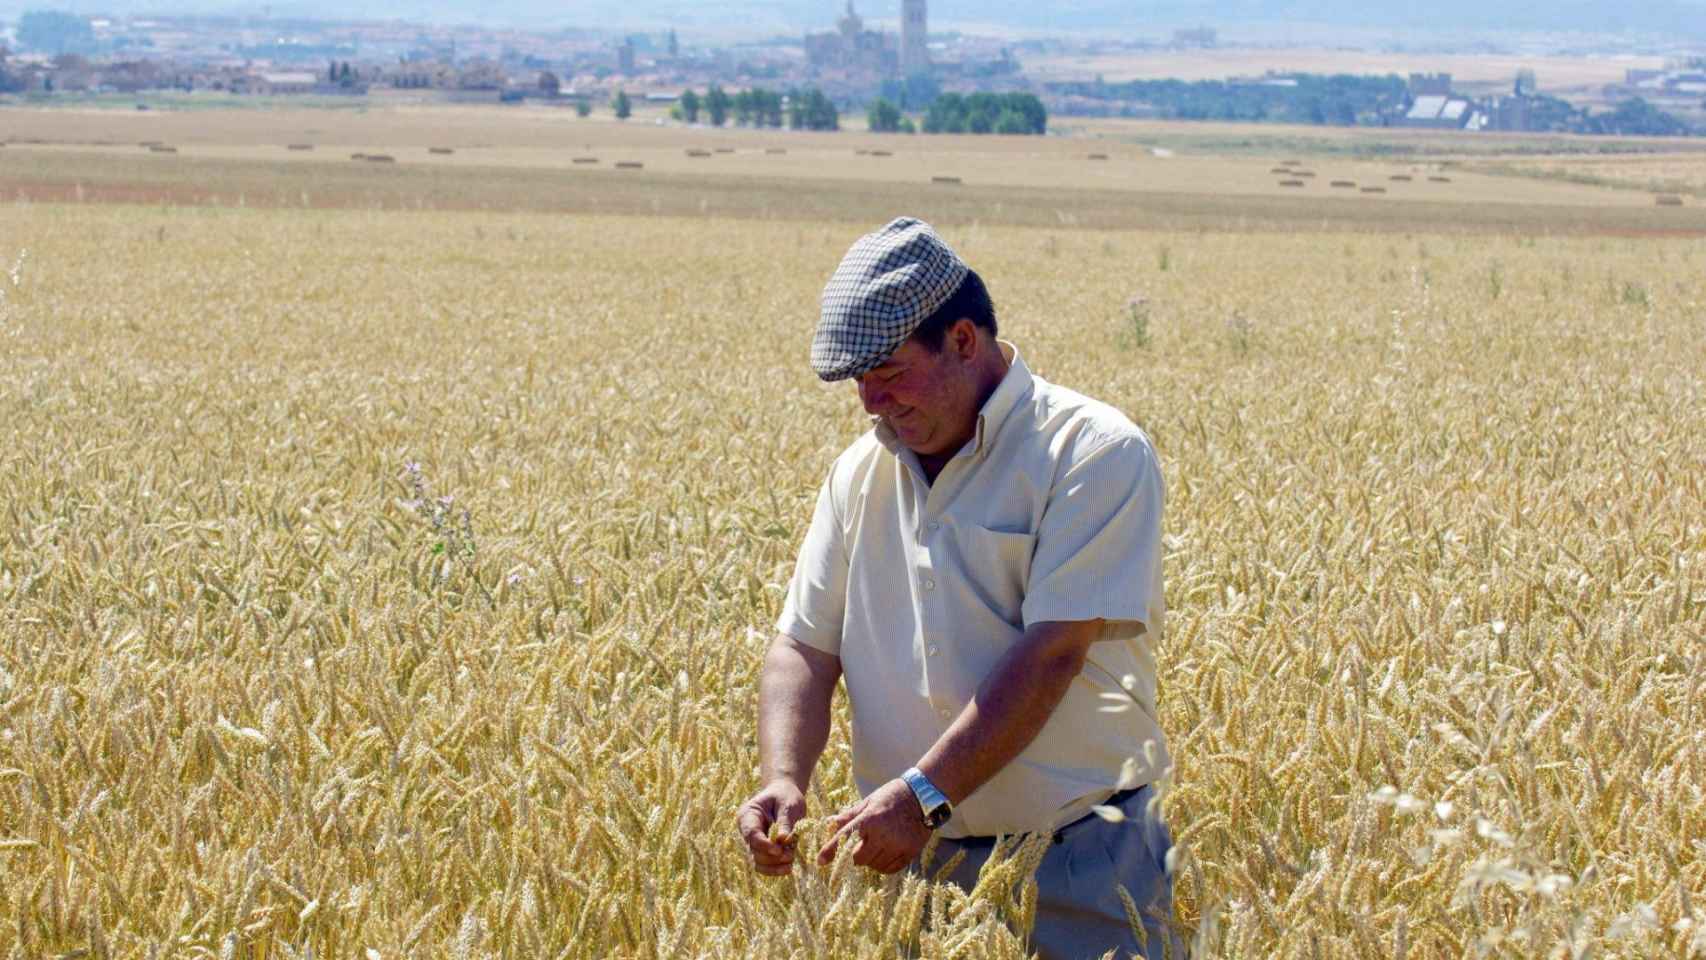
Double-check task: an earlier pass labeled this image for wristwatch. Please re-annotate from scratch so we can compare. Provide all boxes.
[901,767,953,830]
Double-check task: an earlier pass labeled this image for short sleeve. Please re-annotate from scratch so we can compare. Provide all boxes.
[1020,435,1164,631]
[775,476,848,656]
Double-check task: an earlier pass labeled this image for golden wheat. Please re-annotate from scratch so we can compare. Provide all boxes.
[0,202,1701,959]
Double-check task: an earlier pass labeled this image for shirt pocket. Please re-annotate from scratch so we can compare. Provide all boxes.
[950,525,1036,629]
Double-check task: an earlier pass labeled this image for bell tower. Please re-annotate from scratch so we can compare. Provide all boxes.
[901,0,929,77]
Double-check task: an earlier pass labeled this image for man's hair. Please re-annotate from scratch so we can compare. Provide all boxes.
[907,269,997,352]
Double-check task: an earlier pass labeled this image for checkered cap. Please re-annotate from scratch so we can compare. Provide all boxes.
[812,217,970,381]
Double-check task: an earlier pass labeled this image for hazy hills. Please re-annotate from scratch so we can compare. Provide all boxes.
[5,0,1704,39]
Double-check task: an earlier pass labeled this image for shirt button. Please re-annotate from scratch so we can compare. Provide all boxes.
[922,579,935,591]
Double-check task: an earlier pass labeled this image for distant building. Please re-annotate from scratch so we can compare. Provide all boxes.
[617,40,636,75]
[1172,27,1217,48]
[1400,94,1477,129]
[235,71,318,95]
[901,0,929,77]
[804,1,897,75]
[1408,73,1452,97]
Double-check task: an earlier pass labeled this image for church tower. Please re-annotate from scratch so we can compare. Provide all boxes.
[900,0,929,77]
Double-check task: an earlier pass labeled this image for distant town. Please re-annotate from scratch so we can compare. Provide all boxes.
[1,4,1704,137]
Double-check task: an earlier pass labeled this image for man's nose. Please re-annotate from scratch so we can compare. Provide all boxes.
[857,377,887,415]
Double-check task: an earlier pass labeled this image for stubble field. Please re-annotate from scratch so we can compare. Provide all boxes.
[1,109,1704,959]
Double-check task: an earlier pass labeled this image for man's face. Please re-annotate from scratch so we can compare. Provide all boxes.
[853,332,982,458]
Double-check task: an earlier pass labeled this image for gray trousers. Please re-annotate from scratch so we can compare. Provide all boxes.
[919,784,1184,960]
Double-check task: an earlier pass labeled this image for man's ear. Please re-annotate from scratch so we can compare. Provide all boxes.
[949,318,979,360]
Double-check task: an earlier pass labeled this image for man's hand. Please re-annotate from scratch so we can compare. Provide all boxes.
[817,777,932,874]
[737,780,807,877]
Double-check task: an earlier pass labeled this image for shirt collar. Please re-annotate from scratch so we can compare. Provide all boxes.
[972,340,1032,458]
[872,340,1034,461]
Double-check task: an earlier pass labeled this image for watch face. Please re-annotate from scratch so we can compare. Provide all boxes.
[924,803,952,829]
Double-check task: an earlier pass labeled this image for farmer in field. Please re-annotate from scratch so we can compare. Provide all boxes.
[737,217,1179,958]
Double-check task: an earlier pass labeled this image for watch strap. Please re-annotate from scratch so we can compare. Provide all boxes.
[901,767,952,829]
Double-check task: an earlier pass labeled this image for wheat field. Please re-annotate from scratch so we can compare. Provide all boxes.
[0,196,1703,959]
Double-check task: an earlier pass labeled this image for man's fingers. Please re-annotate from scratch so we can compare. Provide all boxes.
[738,803,784,858]
[773,807,797,844]
[818,817,861,865]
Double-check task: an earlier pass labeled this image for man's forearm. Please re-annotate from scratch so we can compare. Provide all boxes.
[915,620,1100,806]
[758,635,842,788]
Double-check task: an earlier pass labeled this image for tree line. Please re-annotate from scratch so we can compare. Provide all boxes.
[666,85,839,130]
[1051,74,1408,125]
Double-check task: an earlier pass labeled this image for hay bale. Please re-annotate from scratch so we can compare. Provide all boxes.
[615,161,644,169]
[765,147,787,154]
[365,154,396,163]
[685,149,712,157]
[1428,175,1452,183]
[1361,187,1386,194]
[714,147,734,154]
[572,157,599,164]
[287,143,314,151]
[1278,179,1306,187]
[149,145,177,153]
[351,153,368,160]
[1088,152,1109,160]
[931,176,962,185]
[428,146,454,155]
[1269,167,1292,174]
[870,149,892,157]
[1389,174,1413,181]
[1655,194,1684,206]
[1330,180,1356,188]
[1293,170,1316,178]
[139,140,161,147]
[855,149,870,155]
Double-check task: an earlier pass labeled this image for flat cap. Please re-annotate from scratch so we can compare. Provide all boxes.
[812,217,969,381]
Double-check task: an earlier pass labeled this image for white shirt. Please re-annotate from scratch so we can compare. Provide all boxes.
[777,341,1170,838]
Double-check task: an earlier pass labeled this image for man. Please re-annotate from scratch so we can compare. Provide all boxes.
[737,218,1178,959]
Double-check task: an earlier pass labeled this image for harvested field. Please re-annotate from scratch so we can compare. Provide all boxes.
[2,147,1702,236]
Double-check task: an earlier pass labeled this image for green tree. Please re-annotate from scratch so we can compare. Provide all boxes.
[705,84,729,126]
[867,96,902,132]
[612,88,631,119]
[790,88,838,131]
[732,88,753,126]
[575,98,591,117]
[538,71,560,97]
[757,88,784,127]
[680,88,700,123]
[993,109,1028,134]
